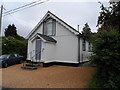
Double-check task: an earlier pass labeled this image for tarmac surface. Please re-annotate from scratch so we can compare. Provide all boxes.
[1,63,96,88]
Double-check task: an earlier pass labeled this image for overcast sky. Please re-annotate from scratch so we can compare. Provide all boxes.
[1,0,109,37]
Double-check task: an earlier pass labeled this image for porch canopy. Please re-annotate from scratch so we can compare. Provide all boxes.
[30,33,57,43]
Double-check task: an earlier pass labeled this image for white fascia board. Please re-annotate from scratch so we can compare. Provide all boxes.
[26,12,49,39]
[26,11,80,39]
[30,34,46,43]
[50,14,80,35]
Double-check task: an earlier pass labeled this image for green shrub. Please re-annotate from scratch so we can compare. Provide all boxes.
[88,70,101,88]
[2,36,27,57]
[90,27,120,88]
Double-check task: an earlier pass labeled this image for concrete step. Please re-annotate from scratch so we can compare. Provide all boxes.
[21,66,37,70]
[25,63,37,67]
[21,62,44,70]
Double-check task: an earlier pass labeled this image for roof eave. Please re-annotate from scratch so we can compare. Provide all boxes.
[26,11,80,39]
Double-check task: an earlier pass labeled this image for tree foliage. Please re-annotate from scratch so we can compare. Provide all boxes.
[5,24,17,37]
[82,23,92,40]
[90,28,120,88]
[89,1,120,88]
[97,1,120,32]
[4,24,25,41]
[3,24,27,58]
[2,36,27,57]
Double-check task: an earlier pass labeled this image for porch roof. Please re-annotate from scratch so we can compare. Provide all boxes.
[37,33,57,43]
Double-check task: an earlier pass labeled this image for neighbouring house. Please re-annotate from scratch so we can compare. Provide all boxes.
[26,11,92,65]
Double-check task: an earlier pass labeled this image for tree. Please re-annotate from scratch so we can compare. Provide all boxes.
[3,24,27,57]
[90,28,120,88]
[4,24,26,41]
[82,23,92,40]
[97,1,120,32]
[5,24,18,37]
[2,36,27,57]
[89,2,120,88]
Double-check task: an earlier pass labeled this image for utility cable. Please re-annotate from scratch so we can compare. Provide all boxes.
[3,0,49,16]
[3,0,42,14]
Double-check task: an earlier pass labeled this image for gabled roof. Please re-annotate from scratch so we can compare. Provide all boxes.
[26,11,80,39]
[31,33,57,43]
[37,33,57,43]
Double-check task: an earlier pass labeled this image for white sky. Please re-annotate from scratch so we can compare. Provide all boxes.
[1,0,109,37]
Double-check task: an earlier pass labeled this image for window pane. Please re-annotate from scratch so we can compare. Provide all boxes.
[47,19,52,23]
[52,20,56,35]
[43,19,56,36]
[43,22,47,35]
[82,39,86,51]
[47,23,52,35]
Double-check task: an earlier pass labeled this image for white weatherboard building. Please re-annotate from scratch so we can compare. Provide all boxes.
[26,11,92,64]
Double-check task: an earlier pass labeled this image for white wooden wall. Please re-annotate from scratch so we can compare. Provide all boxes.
[27,20,92,63]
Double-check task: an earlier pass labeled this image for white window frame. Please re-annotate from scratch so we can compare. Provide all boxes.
[43,18,56,36]
[82,39,86,51]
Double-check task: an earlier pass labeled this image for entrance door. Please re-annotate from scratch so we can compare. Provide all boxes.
[35,39,41,60]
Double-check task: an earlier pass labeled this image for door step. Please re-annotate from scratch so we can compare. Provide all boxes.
[25,63,37,67]
[21,62,43,70]
[21,66,37,70]
[21,63,38,70]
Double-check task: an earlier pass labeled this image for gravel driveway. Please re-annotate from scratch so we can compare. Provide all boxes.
[1,64,95,88]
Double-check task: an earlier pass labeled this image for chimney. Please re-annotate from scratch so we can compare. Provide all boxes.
[77,25,79,32]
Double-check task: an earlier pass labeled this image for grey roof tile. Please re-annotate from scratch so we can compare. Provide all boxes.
[37,33,57,43]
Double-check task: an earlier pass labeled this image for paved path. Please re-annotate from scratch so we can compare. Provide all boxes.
[1,64,96,88]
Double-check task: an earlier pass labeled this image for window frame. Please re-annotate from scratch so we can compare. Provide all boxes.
[88,42,91,51]
[82,39,86,51]
[43,18,56,36]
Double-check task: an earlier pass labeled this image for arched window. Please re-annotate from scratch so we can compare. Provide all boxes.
[43,18,56,36]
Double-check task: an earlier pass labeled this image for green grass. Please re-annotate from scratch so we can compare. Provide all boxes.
[88,71,101,88]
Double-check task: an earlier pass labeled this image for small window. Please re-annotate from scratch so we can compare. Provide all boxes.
[88,42,91,51]
[82,39,86,51]
[43,18,56,36]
